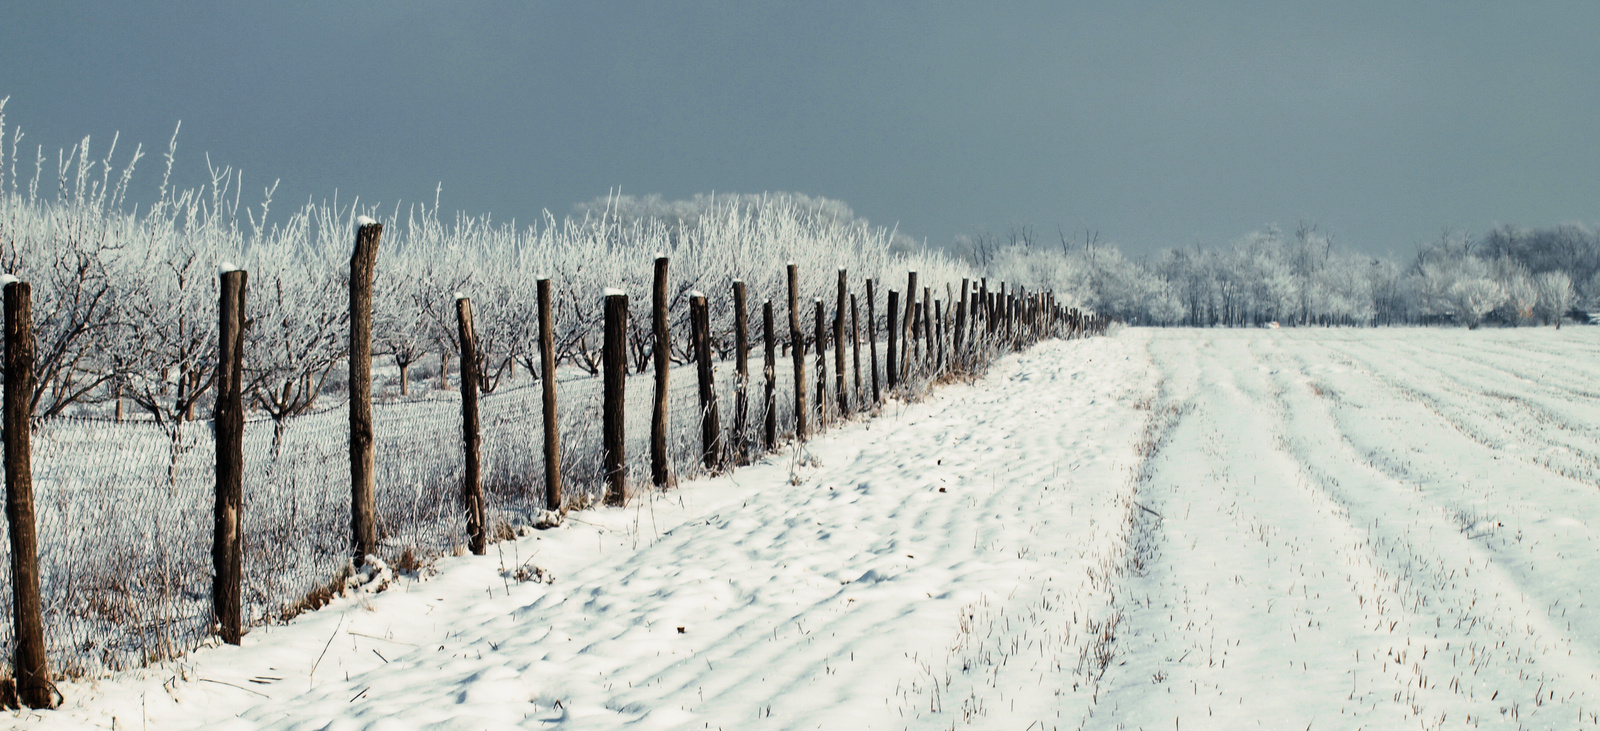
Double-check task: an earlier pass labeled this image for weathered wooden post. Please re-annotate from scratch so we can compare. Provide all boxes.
[213,267,246,645]
[4,279,54,709]
[834,269,849,416]
[349,219,381,564]
[732,282,750,464]
[786,264,807,441]
[456,296,486,555]
[866,279,880,402]
[537,279,562,512]
[885,289,900,390]
[954,279,968,366]
[650,257,670,488]
[761,300,777,451]
[602,290,629,506]
[923,287,934,368]
[813,299,827,424]
[900,272,917,382]
[849,292,862,407]
[690,292,722,470]
[934,299,944,375]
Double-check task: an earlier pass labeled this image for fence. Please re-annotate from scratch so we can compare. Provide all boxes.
[0,233,1105,708]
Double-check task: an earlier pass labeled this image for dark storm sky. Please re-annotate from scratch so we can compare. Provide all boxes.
[4,2,1599,256]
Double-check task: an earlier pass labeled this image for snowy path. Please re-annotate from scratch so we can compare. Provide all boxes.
[19,334,1156,730]
[1104,329,1600,730]
[18,327,1600,730]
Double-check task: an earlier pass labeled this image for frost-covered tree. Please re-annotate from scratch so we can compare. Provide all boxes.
[1534,271,1575,327]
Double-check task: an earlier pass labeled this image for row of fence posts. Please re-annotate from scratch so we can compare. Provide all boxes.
[0,221,1107,708]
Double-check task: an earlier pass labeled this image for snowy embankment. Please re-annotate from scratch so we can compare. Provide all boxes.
[19,327,1600,730]
[16,334,1157,730]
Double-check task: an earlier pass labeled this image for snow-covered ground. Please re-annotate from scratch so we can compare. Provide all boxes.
[14,327,1600,729]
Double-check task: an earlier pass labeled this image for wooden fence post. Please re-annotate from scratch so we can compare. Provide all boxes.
[690,293,722,470]
[761,300,776,451]
[650,257,670,488]
[923,287,933,368]
[849,293,862,407]
[349,220,381,564]
[787,264,807,441]
[537,279,561,512]
[885,289,900,390]
[813,299,827,424]
[954,279,968,366]
[456,296,486,555]
[4,280,54,709]
[732,282,750,464]
[900,272,917,382]
[602,290,629,506]
[213,268,246,645]
[934,299,944,375]
[834,269,849,417]
[866,279,880,403]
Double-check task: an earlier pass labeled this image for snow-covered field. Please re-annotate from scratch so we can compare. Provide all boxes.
[13,327,1600,730]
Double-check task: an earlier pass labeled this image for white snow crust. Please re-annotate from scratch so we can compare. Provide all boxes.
[603,287,625,297]
[355,215,377,227]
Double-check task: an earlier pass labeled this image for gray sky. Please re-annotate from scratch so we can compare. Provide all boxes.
[4,2,1599,256]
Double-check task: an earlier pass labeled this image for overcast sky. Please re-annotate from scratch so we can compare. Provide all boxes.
[4,2,1599,256]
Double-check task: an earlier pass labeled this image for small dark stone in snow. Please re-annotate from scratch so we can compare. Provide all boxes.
[677,626,686,634]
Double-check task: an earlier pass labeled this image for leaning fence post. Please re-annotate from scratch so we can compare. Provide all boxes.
[866,279,880,402]
[349,219,381,564]
[761,300,776,451]
[456,296,486,555]
[886,289,900,390]
[650,257,671,488]
[732,282,750,464]
[213,266,246,645]
[690,292,722,470]
[813,299,828,424]
[536,279,562,512]
[602,289,629,506]
[900,272,917,382]
[786,264,807,441]
[849,292,862,407]
[4,278,54,709]
[954,279,968,367]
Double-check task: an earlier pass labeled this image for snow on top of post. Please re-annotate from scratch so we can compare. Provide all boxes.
[654,251,665,259]
[356,215,377,227]
[218,262,238,275]
[453,291,466,301]
[603,287,626,297]
[0,274,17,287]
[689,290,705,299]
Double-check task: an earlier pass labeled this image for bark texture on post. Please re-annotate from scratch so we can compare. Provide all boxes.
[786,264,807,441]
[866,279,880,403]
[456,297,486,555]
[537,279,561,512]
[731,282,750,464]
[5,281,54,709]
[885,289,900,390]
[761,301,777,451]
[348,222,381,564]
[900,272,917,381]
[602,291,629,506]
[690,294,722,470]
[834,269,849,417]
[213,269,247,645]
[954,279,968,365]
[650,257,671,488]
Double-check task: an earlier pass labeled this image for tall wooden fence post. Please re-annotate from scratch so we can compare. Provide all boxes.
[650,257,671,488]
[886,289,900,390]
[954,279,968,368]
[4,279,54,709]
[834,269,849,417]
[349,220,382,564]
[866,279,880,402]
[537,279,562,512]
[732,282,750,464]
[690,293,722,470]
[786,264,807,441]
[761,301,776,450]
[213,267,246,645]
[900,272,917,382]
[602,290,629,506]
[456,296,486,555]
